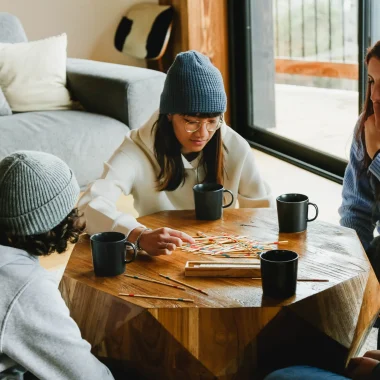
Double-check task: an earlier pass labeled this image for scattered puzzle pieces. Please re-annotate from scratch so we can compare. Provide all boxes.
[179,232,287,258]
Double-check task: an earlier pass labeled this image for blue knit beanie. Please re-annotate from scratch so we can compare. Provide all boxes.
[160,50,227,114]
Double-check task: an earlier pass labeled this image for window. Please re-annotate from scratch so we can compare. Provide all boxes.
[228,0,371,183]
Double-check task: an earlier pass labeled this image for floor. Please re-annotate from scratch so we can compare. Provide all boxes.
[254,150,342,225]
[271,84,358,161]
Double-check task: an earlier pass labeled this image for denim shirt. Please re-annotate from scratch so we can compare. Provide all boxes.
[339,120,380,252]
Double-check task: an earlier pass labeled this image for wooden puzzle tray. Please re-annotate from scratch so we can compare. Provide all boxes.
[184,261,261,277]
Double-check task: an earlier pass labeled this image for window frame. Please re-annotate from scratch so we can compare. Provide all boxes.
[228,0,371,184]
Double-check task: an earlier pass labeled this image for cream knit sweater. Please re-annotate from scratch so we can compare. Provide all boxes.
[78,117,274,236]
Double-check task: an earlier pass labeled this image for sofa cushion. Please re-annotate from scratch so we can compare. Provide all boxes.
[0,88,11,116]
[0,13,27,43]
[0,110,129,189]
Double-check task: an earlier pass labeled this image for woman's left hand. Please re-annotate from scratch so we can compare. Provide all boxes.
[364,114,380,159]
[346,355,379,379]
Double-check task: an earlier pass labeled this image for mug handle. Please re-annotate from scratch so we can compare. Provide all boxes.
[124,241,137,263]
[307,202,318,222]
[222,189,234,208]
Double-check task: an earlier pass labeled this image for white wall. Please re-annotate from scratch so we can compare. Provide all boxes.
[0,0,158,67]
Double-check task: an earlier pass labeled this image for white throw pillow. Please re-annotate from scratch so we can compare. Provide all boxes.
[0,33,72,112]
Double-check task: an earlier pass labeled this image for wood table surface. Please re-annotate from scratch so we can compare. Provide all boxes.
[59,209,380,380]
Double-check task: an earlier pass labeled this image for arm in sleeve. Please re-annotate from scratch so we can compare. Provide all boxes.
[237,148,275,208]
[78,147,144,237]
[339,136,376,251]
[1,275,114,380]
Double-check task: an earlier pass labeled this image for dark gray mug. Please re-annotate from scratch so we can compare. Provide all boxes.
[260,249,299,299]
[277,193,318,233]
[193,183,234,220]
[90,232,137,277]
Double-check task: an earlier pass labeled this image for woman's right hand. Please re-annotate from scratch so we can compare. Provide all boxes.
[364,114,380,159]
[130,227,195,256]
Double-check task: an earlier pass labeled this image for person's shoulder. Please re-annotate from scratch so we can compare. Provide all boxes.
[223,124,250,151]
[24,271,60,295]
[0,247,48,321]
[0,245,39,273]
[110,130,147,163]
[118,121,157,158]
[12,268,63,313]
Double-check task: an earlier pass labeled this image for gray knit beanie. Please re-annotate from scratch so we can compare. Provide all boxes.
[160,50,227,114]
[0,151,80,236]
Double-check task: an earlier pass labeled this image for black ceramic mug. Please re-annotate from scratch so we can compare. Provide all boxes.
[193,183,234,220]
[90,232,137,277]
[260,250,299,299]
[276,193,318,233]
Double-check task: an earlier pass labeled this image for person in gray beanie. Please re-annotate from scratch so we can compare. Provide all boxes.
[79,50,274,256]
[0,151,114,380]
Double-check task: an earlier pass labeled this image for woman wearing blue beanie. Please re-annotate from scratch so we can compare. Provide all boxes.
[79,50,274,256]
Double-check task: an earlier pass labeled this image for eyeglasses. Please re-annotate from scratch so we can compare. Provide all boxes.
[184,116,223,133]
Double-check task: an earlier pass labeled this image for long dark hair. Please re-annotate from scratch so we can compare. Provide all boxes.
[356,41,380,170]
[0,208,85,256]
[153,113,226,191]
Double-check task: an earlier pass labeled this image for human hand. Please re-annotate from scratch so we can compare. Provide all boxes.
[364,114,380,159]
[134,227,195,256]
[346,354,379,379]
[363,350,380,361]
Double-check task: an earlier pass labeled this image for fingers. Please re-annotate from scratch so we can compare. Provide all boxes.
[363,350,380,361]
[347,357,362,372]
[158,241,177,251]
[147,227,195,256]
[346,357,364,378]
[167,228,195,244]
[165,236,183,247]
[347,356,379,379]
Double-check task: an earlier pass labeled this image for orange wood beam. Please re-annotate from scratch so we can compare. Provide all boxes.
[275,59,358,80]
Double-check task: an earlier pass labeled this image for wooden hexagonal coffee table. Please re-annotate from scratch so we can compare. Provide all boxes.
[59,209,380,379]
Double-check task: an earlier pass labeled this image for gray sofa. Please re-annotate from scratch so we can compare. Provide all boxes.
[0,13,166,189]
